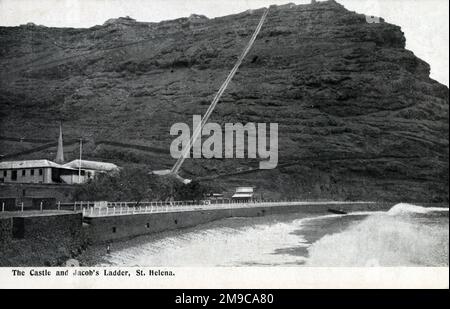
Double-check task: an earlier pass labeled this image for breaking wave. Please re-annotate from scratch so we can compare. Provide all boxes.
[98,217,311,267]
[306,203,449,266]
[386,202,449,215]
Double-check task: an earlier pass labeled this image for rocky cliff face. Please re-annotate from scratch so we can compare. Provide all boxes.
[0,1,448,202]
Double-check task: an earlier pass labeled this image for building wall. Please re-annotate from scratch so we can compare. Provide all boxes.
[0,167,49,184]
[0,166,105,185]
[43,167,52,183]
[60,173,91,184]
[0,183,77,209]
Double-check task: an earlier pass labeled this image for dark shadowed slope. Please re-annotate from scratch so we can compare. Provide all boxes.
[0,1,448,202]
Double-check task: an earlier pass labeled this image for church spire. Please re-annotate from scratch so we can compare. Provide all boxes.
[55,123,65,164]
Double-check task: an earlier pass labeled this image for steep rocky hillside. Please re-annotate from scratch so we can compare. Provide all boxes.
[0,0,448,202]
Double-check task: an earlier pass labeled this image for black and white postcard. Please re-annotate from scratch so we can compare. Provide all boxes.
[0,0,448,290]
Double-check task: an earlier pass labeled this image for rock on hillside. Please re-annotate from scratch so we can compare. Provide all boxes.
[0,0,448,202]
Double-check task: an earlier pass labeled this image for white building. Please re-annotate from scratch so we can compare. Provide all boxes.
[0,159,118,185]
[0,159,77,184]
[62,159,119,183]
[0,125,119,185]
[231,186,254,201]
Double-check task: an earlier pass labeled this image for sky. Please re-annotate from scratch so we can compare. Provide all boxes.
[0,0,448,86]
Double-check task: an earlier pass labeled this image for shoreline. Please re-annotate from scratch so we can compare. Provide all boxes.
[80,207,449,267]
[1,202,448,267]
[79,211,371,267]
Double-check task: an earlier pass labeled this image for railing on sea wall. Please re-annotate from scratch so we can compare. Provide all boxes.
[79,199,373,217]
[0,199,374,216]
[0,201,86,213]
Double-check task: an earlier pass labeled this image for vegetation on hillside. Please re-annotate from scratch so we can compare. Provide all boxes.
[73,166,211,202]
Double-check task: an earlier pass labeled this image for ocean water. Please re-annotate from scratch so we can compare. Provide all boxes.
[83,203,449,267]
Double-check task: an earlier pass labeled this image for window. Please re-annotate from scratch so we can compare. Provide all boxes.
[11,170,17,181]
[112,227,117,233]
[39,169,43,176]
[3,171,6,177]
[31,169,34,176]
[22,170,26,176]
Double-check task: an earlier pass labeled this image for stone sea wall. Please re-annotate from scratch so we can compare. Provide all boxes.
[84,202,392,244]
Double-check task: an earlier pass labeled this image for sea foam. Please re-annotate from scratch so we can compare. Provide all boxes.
[305,203,449,267]
[386,202,448,215]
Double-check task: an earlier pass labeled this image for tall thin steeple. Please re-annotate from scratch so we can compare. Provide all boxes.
[55,123,65,164]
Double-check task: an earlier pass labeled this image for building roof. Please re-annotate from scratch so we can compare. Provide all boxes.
[232,193,254,198]
[0,159,70,170]
[0,159,118,172]
[235,187,254,193]
[62,159,119,171]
